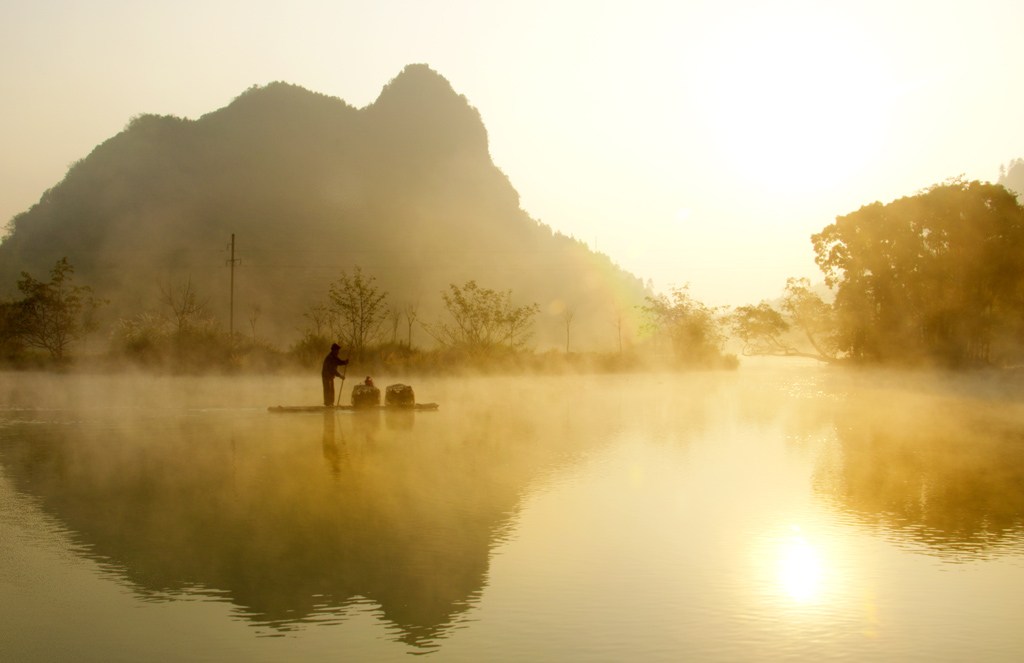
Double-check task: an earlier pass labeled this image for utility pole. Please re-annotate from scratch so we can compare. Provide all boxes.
[227,233,240,336]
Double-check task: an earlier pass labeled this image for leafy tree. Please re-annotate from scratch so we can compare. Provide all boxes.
[640,284,730,366]
[731,279,838,362]
[501,294,540,351]
[731,302,792,357]
[424,280,539,354]
[779,278,839,359]
[327,266,389,356]
[0,299,25,360]
[812,179,1024,365]
[11,258,106,361]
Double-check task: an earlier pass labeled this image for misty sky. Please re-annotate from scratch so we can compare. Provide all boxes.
[2,0,1022,306]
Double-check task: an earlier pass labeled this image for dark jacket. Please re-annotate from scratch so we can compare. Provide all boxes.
[322,352,348,379]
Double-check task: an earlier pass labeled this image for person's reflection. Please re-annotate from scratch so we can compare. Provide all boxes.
[322,410,345,476]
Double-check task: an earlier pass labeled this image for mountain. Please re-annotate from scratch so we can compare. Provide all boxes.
[998,158,1024,202]
[0,64,649,349]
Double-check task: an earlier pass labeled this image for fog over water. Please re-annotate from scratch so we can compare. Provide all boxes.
[2,364,1023,661]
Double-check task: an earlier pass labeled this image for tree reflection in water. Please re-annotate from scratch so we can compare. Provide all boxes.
[0,400,592,650]
[811,388,1024,558]
[2,371,1023,656]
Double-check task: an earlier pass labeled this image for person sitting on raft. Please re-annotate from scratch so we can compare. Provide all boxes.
[322,344,349,406]
[363,376,375,388]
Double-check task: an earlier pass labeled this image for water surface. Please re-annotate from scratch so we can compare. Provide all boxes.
[1,366,1023,661]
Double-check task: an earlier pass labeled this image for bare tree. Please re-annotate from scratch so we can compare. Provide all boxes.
[388,308,402,344]
[159,277,208,333]
[609,302,628,354]
[303,303,330,337]
[562,304,577,353]
[403,302,419,348]
[248,302,261,341]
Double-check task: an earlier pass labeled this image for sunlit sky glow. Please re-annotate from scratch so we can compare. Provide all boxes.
[2,0,1022,305]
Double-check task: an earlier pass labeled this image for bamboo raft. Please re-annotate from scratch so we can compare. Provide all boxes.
[268,403,439,413]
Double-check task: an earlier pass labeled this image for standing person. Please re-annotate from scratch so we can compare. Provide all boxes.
[322,343,349,406]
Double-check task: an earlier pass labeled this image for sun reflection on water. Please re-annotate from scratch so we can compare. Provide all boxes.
[779,528,821,602]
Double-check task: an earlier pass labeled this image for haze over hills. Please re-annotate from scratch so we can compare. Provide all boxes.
[0,64,650,350]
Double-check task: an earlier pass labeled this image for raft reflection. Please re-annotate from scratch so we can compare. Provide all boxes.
[1,371,1022,657]
[0,403,584,649]
[0,374,650,651]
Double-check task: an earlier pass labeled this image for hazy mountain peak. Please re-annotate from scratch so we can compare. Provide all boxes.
[374,64,461,105]
[209,81,356,130]
[367,63,488,158]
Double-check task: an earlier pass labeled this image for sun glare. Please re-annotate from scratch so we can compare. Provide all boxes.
[780,537,821,601]
[695,12,889,193]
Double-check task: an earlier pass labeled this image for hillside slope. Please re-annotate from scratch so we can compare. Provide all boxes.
[0,64,648,350]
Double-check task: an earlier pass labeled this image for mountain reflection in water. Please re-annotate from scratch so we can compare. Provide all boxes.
[0,376,633,650]
[1,370,1023,660]
[0,410,519,647]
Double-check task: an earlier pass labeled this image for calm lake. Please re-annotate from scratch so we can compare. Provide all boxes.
[2,364,1023,662]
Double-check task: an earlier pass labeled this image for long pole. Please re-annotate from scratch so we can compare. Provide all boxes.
[336,347,352,406]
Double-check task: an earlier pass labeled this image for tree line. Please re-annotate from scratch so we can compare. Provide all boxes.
[6,176,1024,371]
[1,258,711,372]
[294,268,582,367]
